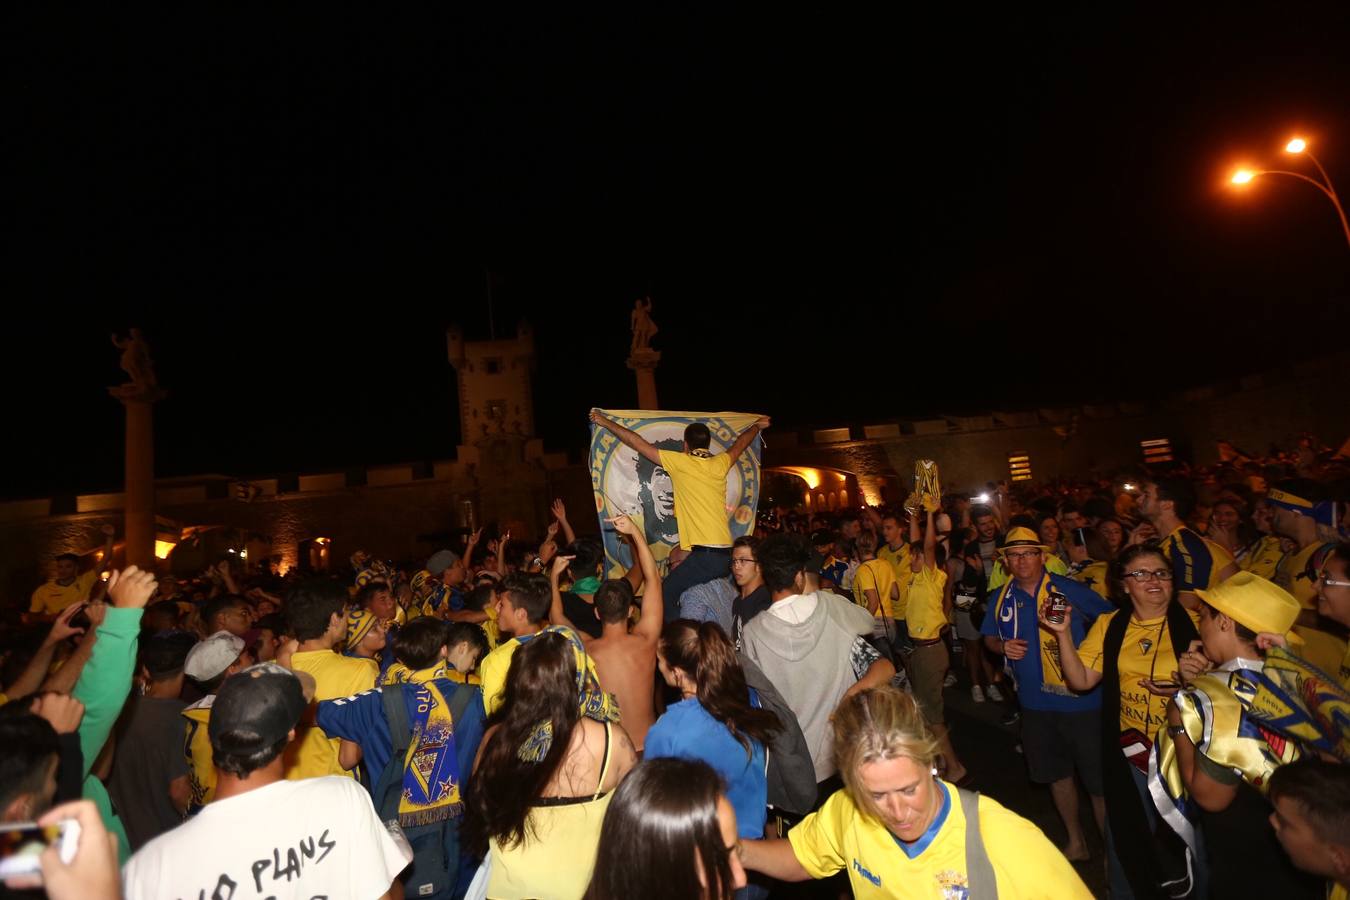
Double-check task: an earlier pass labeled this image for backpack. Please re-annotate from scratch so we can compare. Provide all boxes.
[373,682,476,900]
[737,653,818,816]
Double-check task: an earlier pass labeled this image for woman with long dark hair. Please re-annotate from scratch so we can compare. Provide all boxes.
[646,622,779,848]
[585,758,747,900]
[463,629,636,900]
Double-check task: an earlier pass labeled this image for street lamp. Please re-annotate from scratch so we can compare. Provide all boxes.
[1229,136,1350,250]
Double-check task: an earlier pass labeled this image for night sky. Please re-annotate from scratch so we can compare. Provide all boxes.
[4,7,1348,500]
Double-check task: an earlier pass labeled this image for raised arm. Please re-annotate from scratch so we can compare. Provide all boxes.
[909,513,923,574]
[1038,604,1102,692]
[590,410,662,466]
[725,416,770,465]
[610,515,662,642]
[547,554,584,637]
[7,604,85,699]
[551,498,577,547]
[496,530,509,578]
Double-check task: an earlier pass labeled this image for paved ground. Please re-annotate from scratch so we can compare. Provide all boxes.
[942,665,1109,898]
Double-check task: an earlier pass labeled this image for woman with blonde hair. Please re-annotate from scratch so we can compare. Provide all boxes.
[740,686,1090,898]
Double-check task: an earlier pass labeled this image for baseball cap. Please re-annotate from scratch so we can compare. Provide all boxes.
[809,529,837,548]
[184,631,247,682]
[208,663,309,756]
[426,550,461,576]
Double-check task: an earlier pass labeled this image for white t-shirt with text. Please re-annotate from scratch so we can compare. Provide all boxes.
[123,775,410,900]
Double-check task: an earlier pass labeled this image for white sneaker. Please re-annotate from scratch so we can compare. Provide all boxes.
[985,683,1005,702]
[944,671,958,688]
[971,685,986,703]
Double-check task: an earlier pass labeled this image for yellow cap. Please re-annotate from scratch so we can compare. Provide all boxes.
[1195,572,1303,644]
[998,526,1051,554]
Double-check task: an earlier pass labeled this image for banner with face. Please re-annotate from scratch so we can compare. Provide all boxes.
[588,409,763,577]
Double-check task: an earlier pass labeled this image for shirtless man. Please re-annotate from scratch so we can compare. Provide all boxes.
[549,514,663,751]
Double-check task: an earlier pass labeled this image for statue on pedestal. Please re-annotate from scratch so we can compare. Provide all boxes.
[110,329,160,396]
[630,297,658,354]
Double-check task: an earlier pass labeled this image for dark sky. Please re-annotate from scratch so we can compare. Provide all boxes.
[3,7,1348,499]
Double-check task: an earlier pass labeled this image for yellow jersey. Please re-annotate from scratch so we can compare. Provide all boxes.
[181,699,216,810]
[1077,609,1200,738]
[29,571,98,616]
[877,543,913,618]
[906,566,949,641]
[1240,534,1285,581]
[285,650,377,780]
[1292,625,1348,683]
[1279,541,1332,611]
[788,784,1091,899]
[854,558,899,620]
[657,449,733,549]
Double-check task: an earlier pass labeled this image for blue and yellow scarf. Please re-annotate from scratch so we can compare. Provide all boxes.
[517,626,621,762]
[395,663,465,827]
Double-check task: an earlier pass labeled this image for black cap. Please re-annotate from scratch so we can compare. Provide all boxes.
[809,529,837,548]
[208,663,307,756]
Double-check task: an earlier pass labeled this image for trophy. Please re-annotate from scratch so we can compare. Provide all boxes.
[904,460,943,515]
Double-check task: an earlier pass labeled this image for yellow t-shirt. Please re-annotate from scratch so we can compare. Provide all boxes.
[656,449,733,550]
[906,566,949,641]
[285,650,377,780]
[29,571,97,616]
[877,543,913,619]
[1340,641,1350,691]
[182,700,216,809]
[788,784,1091,899]
[1240,535,1285,581]
[1292,625,1348,682]
[1076,609,1200,738]
[854,559,899,620]
[479,637,522,717]
[1279,542,1330,611]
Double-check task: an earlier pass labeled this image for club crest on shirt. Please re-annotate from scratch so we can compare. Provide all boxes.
[937,869,970,899]
[1139,638,1153,654]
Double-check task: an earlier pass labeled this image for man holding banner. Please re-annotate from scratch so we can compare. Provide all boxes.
[589,409,769,621]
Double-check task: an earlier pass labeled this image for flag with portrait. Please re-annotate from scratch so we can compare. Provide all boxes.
[588,409,763,578]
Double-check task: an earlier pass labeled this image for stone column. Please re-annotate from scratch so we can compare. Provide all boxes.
[109,384,166,568]
[626,348,661,410]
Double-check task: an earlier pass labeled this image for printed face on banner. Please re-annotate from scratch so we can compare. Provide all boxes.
[590,413,761,576]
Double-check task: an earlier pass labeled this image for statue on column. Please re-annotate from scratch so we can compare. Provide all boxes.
[630,297,658,354]
[111,328,159,392]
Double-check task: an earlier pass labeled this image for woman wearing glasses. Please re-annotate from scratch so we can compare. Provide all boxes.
[1040,544,1206,899]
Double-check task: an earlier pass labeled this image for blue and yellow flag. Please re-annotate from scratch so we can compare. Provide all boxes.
[588,410,763,577]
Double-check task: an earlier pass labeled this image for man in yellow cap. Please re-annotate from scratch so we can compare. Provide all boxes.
[980,526,1114,862]
[1153,573,1327,897]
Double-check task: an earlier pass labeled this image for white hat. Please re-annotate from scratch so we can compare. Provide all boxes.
[184,631,247,682]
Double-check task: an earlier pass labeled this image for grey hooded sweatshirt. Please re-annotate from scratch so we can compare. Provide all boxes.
[741,591,876,781]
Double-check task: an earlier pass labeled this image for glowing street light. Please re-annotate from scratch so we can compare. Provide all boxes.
[1228,136,1350,251]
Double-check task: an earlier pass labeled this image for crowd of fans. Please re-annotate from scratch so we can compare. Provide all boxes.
[2,418,1349,899]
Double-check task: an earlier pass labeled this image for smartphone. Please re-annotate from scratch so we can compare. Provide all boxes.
[0,819,80,880]
[1149,680,1181,690]
[1072,528,1087,547]
[67,604,91,633]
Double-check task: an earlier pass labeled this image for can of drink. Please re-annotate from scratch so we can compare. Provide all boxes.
[1046,588,1069,625]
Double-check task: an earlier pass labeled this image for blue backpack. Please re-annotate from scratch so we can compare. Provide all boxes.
[373,682,476,900]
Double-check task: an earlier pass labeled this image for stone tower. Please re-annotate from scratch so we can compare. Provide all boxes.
[446,322,536,440]
[446,323,547,534]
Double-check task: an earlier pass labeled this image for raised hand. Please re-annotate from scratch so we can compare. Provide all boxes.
[755,416,771,430]
[551,498,568,522]
[106,566,157,609]
[1035,599,1072,635]
[46,603,87,644]
[606,514,638,538]
[550,555,575,580]
[32,693,85,735]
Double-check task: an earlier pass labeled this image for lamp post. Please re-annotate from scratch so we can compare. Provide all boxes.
[1230,136,1350,251]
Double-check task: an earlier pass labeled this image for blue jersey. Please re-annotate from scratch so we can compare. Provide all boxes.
[317,679,486,797]
[979,572,1112,711]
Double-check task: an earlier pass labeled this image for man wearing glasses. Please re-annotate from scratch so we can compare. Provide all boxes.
[981,526,1113,863]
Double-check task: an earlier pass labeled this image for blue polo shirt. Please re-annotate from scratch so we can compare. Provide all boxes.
[644,692,768,839]
[979,572,1111,712]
